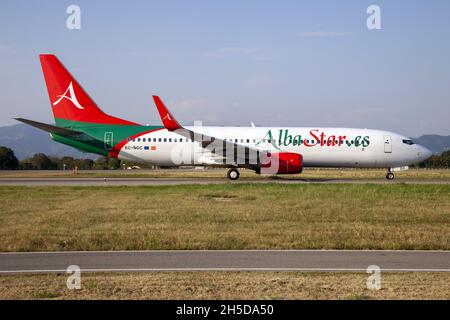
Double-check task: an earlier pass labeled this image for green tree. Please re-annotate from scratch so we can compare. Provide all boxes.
[108,158,121,170]
[0,147,19,169]
[430,155,443,168]
[93,157,122,170]
[83,159,95,170]
[440,150,450,168]
[48,156,62,170]
[93,157,109,170]
[19,160,34,170]
[74,158,94,170]
[61,156,75,170]
[30,153,55,170]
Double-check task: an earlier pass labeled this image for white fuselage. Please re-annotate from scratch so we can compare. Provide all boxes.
[118,126,432,169]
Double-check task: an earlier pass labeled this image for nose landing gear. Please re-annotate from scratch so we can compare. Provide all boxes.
[386,169,395,180]
[227,168,240,180]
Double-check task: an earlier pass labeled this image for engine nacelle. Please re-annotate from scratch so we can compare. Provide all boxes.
[258,152,303,174]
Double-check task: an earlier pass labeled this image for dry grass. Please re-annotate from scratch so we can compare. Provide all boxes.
[0,184,448,251]
[1,168,450,181]
[0,272,448,300]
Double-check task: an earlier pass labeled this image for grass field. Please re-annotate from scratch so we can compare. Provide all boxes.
[1,168,450,181]
[0,272,448,300]
[0,183,448,251]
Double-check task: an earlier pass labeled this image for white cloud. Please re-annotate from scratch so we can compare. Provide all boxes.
[300,31,354,37]
[173,98,210,110]
[242,76,273,88]
[203,46,262,59]
[0,44,16,54]
[169,98,220,124]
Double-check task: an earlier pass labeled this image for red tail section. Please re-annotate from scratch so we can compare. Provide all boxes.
[39,54,138,126]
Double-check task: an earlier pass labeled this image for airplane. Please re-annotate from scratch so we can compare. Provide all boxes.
[16,54,432,180]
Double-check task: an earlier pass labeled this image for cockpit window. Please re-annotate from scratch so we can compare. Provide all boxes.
[402,139,415,145]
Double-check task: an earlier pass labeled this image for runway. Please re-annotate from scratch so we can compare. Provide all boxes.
[0,177,449,186]
[0,250,448,274]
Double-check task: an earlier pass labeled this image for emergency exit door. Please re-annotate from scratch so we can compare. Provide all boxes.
[384,135,392,153]
[104,132,114,151]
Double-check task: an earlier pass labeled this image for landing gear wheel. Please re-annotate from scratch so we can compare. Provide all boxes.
[227,168,240,180]
[386,172,395,180]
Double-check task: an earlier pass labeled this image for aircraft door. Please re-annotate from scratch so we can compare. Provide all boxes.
[384,135,392,153]
[104,132,114,151]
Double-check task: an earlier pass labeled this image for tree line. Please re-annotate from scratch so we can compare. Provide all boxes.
[414,151,450,168]
[0,146,449,170]
[0,146,145,170]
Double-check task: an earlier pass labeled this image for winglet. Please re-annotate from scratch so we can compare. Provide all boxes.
[152,96,182,131]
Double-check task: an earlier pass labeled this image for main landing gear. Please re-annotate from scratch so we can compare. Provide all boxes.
[386,169,395,180]
[227,168,240,180]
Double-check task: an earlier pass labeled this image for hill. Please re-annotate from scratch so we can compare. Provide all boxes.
[0,123,96,160]
[412,134,450,155]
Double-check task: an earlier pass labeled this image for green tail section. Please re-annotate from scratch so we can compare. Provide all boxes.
[52,118,163,157]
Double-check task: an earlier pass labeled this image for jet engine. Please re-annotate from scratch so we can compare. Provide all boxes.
[257,152,303,174]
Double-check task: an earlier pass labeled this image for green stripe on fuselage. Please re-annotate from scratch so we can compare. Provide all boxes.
[52,118,163,156]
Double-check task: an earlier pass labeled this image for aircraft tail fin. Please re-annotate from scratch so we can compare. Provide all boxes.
[39,54,138,127]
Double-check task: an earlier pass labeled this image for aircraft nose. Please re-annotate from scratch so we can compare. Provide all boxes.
[417,145,432,162]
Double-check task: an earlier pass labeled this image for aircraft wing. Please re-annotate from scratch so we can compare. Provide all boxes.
[152,96,263,166]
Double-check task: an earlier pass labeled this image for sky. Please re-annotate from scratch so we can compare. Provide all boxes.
[0,0,449,136]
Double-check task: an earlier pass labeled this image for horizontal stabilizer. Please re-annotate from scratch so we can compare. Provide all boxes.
[14,118,82,137]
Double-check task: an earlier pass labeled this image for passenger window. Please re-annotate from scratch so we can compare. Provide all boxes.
[169,138,172,142]
[158,138,162,142]
[164,138,167,142]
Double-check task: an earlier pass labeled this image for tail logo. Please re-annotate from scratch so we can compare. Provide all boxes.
[163,113,172,121]
[52,81,85,110]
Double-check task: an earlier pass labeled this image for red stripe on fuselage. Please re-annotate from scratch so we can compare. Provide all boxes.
[108,128,164,158]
